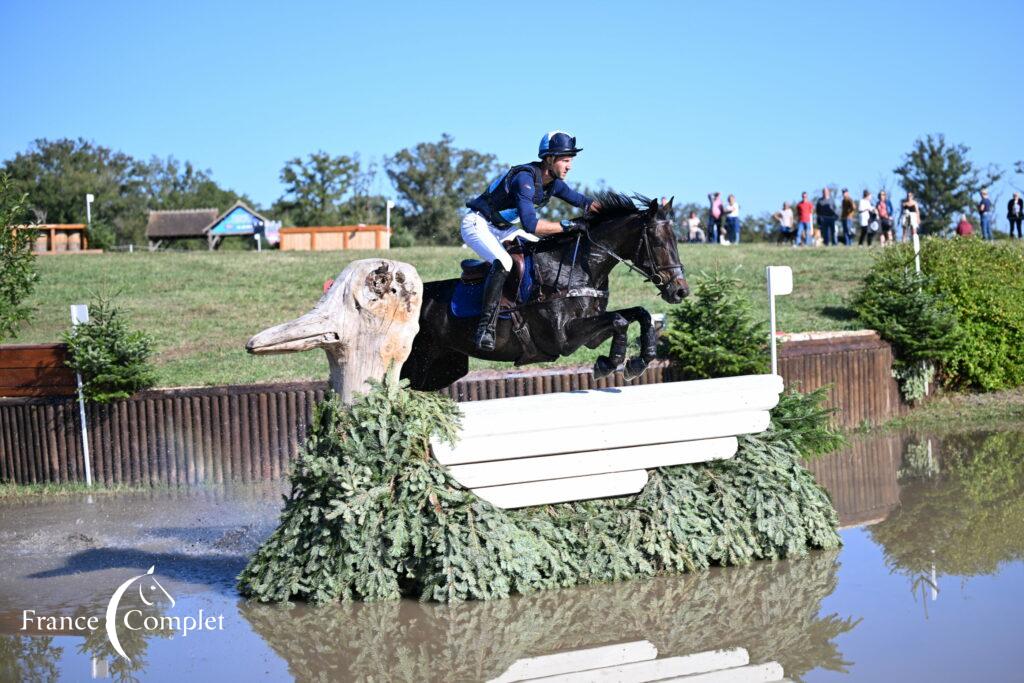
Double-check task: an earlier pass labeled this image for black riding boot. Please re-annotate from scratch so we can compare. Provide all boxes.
[474,261,508,352]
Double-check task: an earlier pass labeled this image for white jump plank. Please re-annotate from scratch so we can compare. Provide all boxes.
[472,470,649,509]
[487,641,658,683]
[454,389,782,439]
[435,411,770,465]
[461,375,784,417]
[447,438,738,488]
[661,662,785,683]
[535,647,750,682]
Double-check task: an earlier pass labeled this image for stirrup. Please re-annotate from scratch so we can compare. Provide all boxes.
[474,325,497,352]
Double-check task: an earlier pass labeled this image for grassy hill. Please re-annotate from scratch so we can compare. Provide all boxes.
[13,243,876,388]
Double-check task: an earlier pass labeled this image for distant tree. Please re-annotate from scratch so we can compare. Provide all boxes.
[385,134,500,244]
[1,137,150,243]
[334,160,391,227]
[140,156,251,212]
[0,174,38,341]
[741,211,777,243]
[538,180,608,223]
[276,151,361,227]
[893,134,1002,235]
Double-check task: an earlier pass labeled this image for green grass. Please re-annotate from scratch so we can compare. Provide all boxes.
[14,243,876,388]
[880,387,1024,433]
[0,481,159,498]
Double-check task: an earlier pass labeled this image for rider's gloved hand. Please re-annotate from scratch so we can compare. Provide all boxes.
[560,218,585,233]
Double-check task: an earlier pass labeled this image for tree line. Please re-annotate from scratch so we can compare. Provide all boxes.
[0,135,523,248]
[1,133,1012,248]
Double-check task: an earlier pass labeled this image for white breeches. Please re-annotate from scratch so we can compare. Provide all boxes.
[460,212,539,272]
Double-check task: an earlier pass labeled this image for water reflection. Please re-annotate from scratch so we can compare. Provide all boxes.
[0,594,172,683]
[4,428,1024,681]
[240,549,856,682]
[870,431,1024,598]
[811,428,1024,618]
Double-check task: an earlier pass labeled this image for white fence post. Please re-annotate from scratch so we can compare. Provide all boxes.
[70,304,93,487]
[766,266,793,376]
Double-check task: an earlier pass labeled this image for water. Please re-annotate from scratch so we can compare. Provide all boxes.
[1,429,1023,682]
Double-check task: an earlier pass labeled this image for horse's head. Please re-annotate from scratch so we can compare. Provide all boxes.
[638,197,690,303]
[582,192,689,303]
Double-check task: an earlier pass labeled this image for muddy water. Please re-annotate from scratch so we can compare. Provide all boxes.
[2,430,1023,682]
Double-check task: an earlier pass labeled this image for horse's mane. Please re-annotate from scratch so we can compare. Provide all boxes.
[589,191,653,222]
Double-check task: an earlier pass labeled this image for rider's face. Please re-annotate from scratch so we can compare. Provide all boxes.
[548,155,573,179]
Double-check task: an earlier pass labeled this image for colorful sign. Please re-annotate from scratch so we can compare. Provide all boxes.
[209,207,263,236]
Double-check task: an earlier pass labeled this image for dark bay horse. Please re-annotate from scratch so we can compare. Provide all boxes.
[400,193,689,391]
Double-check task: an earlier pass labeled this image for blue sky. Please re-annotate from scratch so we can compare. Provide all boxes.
[2,0,1022,221]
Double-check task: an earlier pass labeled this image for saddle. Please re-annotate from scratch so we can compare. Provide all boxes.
[460,252,527,308]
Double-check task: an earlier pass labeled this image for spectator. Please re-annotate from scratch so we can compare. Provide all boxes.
[858,189,876,246]
[978,188,994,240]
[877,190,894,247]
[956,213,973,237]
[1008,191,1023,240]
[900,192,921,241]
[840,188,856,245]
[686,211,706,242]
[773,201,795,245]
[707,192,724,243]
[795,192,814,246]
[815,188,838,246]
[725,194,741,244]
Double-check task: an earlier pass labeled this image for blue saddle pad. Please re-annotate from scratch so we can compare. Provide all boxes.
[450,254,534,319]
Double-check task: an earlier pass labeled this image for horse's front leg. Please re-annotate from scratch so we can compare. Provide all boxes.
[612,307,656,381]
[563,312,629,379]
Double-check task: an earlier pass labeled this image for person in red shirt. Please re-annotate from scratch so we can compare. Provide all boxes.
[796,192,815,246]
[956,214,973,237]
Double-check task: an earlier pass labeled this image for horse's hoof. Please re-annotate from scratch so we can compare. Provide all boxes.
[593,356,618,379]
[622,358,647,381]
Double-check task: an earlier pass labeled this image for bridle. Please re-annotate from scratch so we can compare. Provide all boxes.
[580,214,685,290]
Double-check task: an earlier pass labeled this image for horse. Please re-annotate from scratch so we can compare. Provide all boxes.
[400,193,689,391]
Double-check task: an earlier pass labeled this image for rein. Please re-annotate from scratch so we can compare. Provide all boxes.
[580,217,683,287]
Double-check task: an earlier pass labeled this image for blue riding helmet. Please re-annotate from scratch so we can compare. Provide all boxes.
[538,130,583,158]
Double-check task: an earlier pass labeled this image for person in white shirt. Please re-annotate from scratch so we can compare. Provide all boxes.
[773,201,795,245]
[724,194,741,244]
[686,211,706,242]
[857,189,876,246]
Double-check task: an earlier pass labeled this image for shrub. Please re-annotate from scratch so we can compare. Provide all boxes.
[238,375,840,604]
[63,298,156,402]
[851,263,960,401]
[0,173,38,342]
[660,271,769,379]
[770,386,845,459]
[857,240,1024,392]
[85,219,117,250]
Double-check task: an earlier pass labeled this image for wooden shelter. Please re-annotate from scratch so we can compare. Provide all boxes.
[12,224,97,254]
[146,201,275,250]
[146,208,220,250]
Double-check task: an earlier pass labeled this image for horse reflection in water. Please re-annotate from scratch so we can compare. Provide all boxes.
[402,193,689,391]
[241,549,859,682]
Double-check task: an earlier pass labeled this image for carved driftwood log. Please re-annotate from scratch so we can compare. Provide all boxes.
[246,259,423,404]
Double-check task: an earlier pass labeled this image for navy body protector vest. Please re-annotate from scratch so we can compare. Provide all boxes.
[466,162,551,229]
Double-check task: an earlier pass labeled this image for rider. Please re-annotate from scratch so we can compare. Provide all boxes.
[463,130,599,351]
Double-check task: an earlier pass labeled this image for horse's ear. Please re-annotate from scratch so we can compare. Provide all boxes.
[666,196,675,211]
[648,198,659,214]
